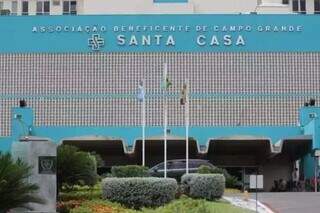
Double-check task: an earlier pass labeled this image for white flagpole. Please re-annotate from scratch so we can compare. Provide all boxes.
[185,79,190,174]
[142,79,146,166]
[163,63,168,178]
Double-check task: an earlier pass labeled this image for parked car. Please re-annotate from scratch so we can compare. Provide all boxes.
[149,159,215,179]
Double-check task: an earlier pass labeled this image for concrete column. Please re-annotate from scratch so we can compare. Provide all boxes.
[306,0,315,14]
[11,137,57,212]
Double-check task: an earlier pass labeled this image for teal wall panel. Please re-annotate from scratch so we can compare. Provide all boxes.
[0,15,319,53]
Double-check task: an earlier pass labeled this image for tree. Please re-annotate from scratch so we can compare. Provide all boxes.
[0,152,43,212]
[57,145,98,191]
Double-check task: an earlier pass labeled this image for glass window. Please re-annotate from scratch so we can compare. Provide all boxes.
[300,0,306,13]
[190,161,199,169]
[177,161,186,169]
[292,0,299,11]
[63,1,69,14]
[282,0,289,4]
[167,162,174,169]
[36,2,43,15]
[11,1,17,15]
[44,1,50,14]
[157,163,164,170]
[22,1,28,15]
[37,1,50,15]
[0,2,3,10]
[315,0,320,14]
[293,0,306,13]
[63,1,77,15]
[170,161,185,169]
[70,1,77,14]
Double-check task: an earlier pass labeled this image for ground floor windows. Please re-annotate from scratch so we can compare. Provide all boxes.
[36,1,50,15]
[22,1,28,15]
[63,1,77,15]
[282,0,289,4]
[11,1,17,15]
[292,0,306,14]
[315,0,320,14]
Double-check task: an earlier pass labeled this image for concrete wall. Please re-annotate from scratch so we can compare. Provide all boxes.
[263,154,293,191]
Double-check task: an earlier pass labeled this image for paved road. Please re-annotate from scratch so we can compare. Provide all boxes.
[251,192,320,213]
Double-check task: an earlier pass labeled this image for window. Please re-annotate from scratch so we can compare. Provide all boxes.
[315,0,320,14]
[36,1,50,15]
[292,0,306,14]
[156,163,164,170]
[282,0,289,4]
[292,0,299,11]
[11,1,17,15]
[63,1,77,15]
[154,0,188,2]
[0,2,3,10]
[169,161,185,170]
[300,0,306,13]
[22,1,28,15]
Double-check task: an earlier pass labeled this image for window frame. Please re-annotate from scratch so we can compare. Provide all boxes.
[292,0,306,14]
[315,0,320,14]
[63,0,77,15]
[22,1,29,15]
[11,1,18,15]
[36,1,50,15]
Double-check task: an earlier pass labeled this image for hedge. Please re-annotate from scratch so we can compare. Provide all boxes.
[198,165,239,188]
[181,174,225,200]
[110,165,149,177]
[57,145,98,190]
[102,177,178,209]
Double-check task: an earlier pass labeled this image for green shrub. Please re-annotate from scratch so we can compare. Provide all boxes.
[59,185,102,202]
[198,165,239,188]
[71,196,250,213]
[57,145,98,190]
[181,174,225,200]
[198,165,228,177]
[197,165,216,174]
[90,152,105,168]
[225,175,239,189]
[111,165,149,177]
[102,177,178,209]
[0,152,44,211]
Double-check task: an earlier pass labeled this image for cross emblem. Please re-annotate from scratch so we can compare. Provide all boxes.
[88,34,105,51]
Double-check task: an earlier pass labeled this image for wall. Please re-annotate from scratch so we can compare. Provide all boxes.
[263,154,293,191]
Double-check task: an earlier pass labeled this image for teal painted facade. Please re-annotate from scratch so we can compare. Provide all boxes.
[1,14,320,181]
[0,105,319,178]
[1,107,320,165]
[0,107,306,148]
[0,106,318,178]
[0,15,319,53]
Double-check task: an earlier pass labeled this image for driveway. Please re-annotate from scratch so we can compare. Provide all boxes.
[251,192,320,213]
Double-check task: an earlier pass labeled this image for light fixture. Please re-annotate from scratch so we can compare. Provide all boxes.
[19,99,27,108]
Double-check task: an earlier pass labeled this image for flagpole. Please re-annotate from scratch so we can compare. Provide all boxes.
[163,63,168,178]
[185,79,189,174]
[142,79,146,166]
